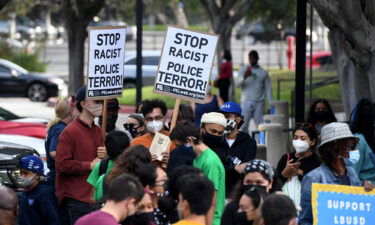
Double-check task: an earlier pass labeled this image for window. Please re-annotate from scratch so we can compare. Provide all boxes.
[143,56,160,66]
[0,65,10,73]
[124,56,160,66]
[125,58,136,65]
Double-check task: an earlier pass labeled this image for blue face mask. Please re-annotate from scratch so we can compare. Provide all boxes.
[344,150,360,166]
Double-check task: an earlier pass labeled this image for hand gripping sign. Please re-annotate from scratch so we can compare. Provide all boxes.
[86,26,127,144]
[154,26,218,103]
[312,183,375,225]
[87,26,127,99]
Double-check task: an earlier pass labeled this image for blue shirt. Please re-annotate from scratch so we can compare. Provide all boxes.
[45,121,67,184]
[299,163,362,225]
[352,133,375,183]
[194,95,219,127]
[19,182,60,225]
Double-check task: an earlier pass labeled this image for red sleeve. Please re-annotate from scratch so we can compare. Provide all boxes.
[219,62,232,79]
[56,129,91,175]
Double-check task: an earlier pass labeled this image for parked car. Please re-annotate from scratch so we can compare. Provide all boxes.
[0,134,48,175]
[0,120,47,139]
[0,106,49,124]
[123,50,161,88]
[0,58,67,101]
[0,140,40,190]
[306,51,333,69]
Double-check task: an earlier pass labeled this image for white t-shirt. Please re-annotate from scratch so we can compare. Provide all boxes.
[226,138,235,148]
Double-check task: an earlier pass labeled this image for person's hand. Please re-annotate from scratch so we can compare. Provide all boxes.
[90,158,101,169]
[281,159,301,178]
[234,163,247,174]
[97,146,107,159]
[161,151,170,164]
[244,70,252,79]
[364,180,375,192]
[151,154,158,162]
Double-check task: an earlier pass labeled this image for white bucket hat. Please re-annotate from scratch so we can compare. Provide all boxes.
[319,122,359,148]
[200,112,227,128]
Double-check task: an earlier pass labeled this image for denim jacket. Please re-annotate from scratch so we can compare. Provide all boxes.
[298,163,362,225]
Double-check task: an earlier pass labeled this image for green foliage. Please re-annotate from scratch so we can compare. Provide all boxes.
[246,0,296,31]
[118,70,341,109]
[0,43,48,72]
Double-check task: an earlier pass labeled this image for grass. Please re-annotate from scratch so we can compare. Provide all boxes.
[143,24,209,32]
[118,69,341,110]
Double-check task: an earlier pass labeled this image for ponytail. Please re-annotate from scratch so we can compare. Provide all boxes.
[47,98,70,131]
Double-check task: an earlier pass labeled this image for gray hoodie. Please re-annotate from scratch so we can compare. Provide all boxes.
[236,64,272,103]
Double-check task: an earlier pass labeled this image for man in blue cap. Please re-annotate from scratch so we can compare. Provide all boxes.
[216,102,257,197]
[18,155,60,225]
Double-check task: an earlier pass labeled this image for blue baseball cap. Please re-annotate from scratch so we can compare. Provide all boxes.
[219,102,242,115]
[19,155,44,175]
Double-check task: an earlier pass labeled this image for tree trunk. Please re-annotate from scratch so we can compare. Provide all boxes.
[67,22,86,94]
[329,29,373,119]
[170,0,188,27]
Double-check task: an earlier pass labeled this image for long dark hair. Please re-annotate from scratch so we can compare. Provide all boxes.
[108,145,151,182]
[350,98,375,152]
[293,123,318,148]
[223,49,232,61]
[307,99,337,124]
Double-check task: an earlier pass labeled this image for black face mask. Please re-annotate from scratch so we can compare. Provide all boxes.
[242,184,267,193]
[99,114,118,132]
[202,132,224,146]
[122,212,153,225]
[236,211,253,225]
[315,111,329,122]
[128,126,140,138]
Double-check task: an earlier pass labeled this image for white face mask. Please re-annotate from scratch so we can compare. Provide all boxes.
[147,120,164,133]
[292,139,310,154]
[86,102,103,117]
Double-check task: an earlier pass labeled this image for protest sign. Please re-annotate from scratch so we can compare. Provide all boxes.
[87,26,127,99]
[312,183,375,225]
[149,132,171,161]
[154,26,218,103]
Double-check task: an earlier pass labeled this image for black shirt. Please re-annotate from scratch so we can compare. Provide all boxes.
[221,202,239,225]
[276,151,321,185]
[204,131,257,197]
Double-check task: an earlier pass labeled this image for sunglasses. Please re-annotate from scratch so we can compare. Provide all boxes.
[123,123,140,130]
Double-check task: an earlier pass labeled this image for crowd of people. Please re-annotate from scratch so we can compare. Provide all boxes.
[1,50,375,225]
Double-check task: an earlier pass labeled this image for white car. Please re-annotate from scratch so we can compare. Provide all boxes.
[123,50,161,88]
[0,106,49,124]
[0,134,48,173]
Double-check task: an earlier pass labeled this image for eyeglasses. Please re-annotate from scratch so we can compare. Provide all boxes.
[123,123,140,130]
[145,115,164,122]
[154,178,168,187]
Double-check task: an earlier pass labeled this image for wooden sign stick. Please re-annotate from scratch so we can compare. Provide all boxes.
[101,99,108,145]
[169,98,181,131]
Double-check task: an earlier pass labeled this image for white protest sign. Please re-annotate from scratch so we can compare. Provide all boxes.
[154,26,218,103]
[87,26,127,99]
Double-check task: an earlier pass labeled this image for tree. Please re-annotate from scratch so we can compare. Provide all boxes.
[0,0,11,11]
[199,0,253,64]
[60,0,105,94]
[310,0,375,118]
